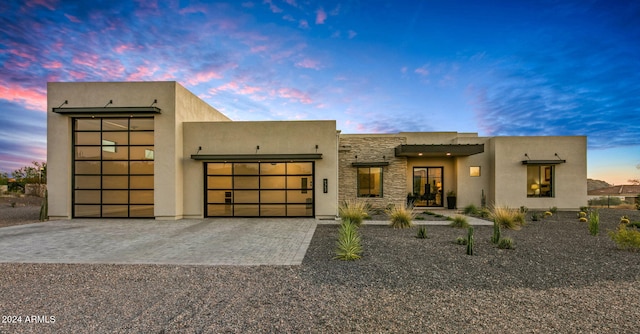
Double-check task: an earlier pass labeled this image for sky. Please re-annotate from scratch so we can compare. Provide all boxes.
[1,0,639,185]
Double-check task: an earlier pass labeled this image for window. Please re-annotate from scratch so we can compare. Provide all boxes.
[357,167,383,197]
[527,165,553,197]
[470,166,481,177]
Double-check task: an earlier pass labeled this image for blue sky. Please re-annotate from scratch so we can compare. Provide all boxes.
[1,0,638,184]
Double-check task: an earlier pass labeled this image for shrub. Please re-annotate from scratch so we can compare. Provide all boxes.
[463,204,479,215]
[549,206,558,214]
[455,236,467,245]
[334,220,362,260]
[491,206,523,230]
[620,216,630,224]
[628,221,640,229]
[415,216,425,221]
[338,199,369,227]
[449,215,470,228]
[531,212,540,221]
[416,225,428,239]
[588,210,599,236]
[588,196,622,206]
[39,189,48,221]
[580,206,589,213]
[636,195,640,210]
[578,211,587,218]
[478,208,491,218]
[519,206,528,214]
[466,227,474,255]
[544,211,553,218]
[491,221,501,244]
[386,204,415,229]
[497,237,514,249]
[579,217,588,223]
[608,224,640,251]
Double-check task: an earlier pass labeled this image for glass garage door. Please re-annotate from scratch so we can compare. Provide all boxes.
[205,162,314,217]
[73,117,154,218]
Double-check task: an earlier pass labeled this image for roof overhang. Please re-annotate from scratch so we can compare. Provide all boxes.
[395,144,484,157]
[191,153,322,161]
[351,162,390,167]
[521,159,566,165]
[52,107,161,115]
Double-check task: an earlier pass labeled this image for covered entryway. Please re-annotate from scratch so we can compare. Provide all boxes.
[204,161,314,217]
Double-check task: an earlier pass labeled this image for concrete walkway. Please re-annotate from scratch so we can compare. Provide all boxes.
[0,218,317,266]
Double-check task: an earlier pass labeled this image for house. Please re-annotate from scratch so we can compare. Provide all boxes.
[588,185,640,204]
[47,81,587,220]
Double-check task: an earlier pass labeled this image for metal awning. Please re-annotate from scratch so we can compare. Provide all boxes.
[351,162,390,167]
[521,159,566,165]
[395,144,484,157]
[191,153,322,161]
[52,107,162,115]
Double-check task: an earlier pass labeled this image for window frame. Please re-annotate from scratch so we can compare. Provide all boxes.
[527,165,554,198]
[357,167,383,198]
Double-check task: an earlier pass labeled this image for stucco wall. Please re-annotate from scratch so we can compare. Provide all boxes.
[338,135,407,209]
[455,137,492,208]
[182,121,338,218]
[491,136,587,210]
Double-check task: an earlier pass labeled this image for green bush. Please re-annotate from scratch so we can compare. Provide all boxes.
[497,237,514,249]
[608,224,640,251]
[578,211,587,218]
[588,210,599,236]
[449,215,469,228]
[455,236,467,245]
[334,220,362,260]
[580,206,589,213]
[463,204,479,215]
[588,196,622,206]
[531,212,540,221]
[338,199,369,227]
[519,206,528,214]
[387,204,415,229]
[549,206,558,214]
[478,208,491,218]
[416,225,428,239]
[628,221,640,229]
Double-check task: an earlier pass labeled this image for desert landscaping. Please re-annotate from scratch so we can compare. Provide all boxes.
[1,195,639,332]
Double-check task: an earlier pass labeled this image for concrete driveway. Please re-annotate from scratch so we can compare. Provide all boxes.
[0,218,317,266]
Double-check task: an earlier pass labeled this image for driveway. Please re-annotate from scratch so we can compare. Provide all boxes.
[0,218,317,265]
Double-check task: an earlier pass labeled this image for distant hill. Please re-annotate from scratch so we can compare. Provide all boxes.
[588,178,612,191]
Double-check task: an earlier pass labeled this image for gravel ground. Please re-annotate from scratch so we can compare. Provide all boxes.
[1,197,640,333]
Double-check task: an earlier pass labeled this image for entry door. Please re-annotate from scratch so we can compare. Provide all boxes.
[412,167,443,207]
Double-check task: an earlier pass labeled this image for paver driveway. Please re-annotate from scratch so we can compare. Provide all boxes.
[0,218,317,265]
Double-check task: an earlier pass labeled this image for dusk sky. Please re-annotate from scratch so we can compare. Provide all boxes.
[1,0,638,184]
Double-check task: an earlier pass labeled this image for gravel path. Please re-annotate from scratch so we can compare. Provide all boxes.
[1,196,639,333]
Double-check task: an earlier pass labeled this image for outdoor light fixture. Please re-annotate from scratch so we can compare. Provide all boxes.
[446,152,451,156]
[418,153,423,156]
[151,99,158,106]
[104,100,113,107]
[57,100,68,108]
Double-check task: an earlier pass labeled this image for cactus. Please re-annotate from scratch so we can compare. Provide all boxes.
[491,221,501,244]
[466,226,474,255]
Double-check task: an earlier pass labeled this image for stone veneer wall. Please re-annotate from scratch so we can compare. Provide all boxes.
[338,135,407,209]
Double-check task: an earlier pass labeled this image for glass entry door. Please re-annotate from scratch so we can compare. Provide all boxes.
[412,167,443,207]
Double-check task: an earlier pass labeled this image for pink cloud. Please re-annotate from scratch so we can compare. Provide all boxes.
[127,65,159,81]
[277,87,312,104]
[23,0,56,11]
[264,0,282,13]
[295,58,321,70]
[299,19,309,29]
[185,71,224,86]
[8,49,37,62]
[0,84,47,111]
[64,13,81,23]
[251,45,268,53]
[315,7,327,24]
[114,44,136,54]
[43,61,63,69]
[415,65,430,76]
[283,0,297,6]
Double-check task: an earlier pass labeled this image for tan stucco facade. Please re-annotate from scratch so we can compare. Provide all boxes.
[47,81,587,221]
[182,121,338,219]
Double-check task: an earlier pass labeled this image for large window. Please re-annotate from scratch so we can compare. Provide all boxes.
[206,162,313,217]
[73,117,154,218]
[527,165,554,197]
[357,167,383,198]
